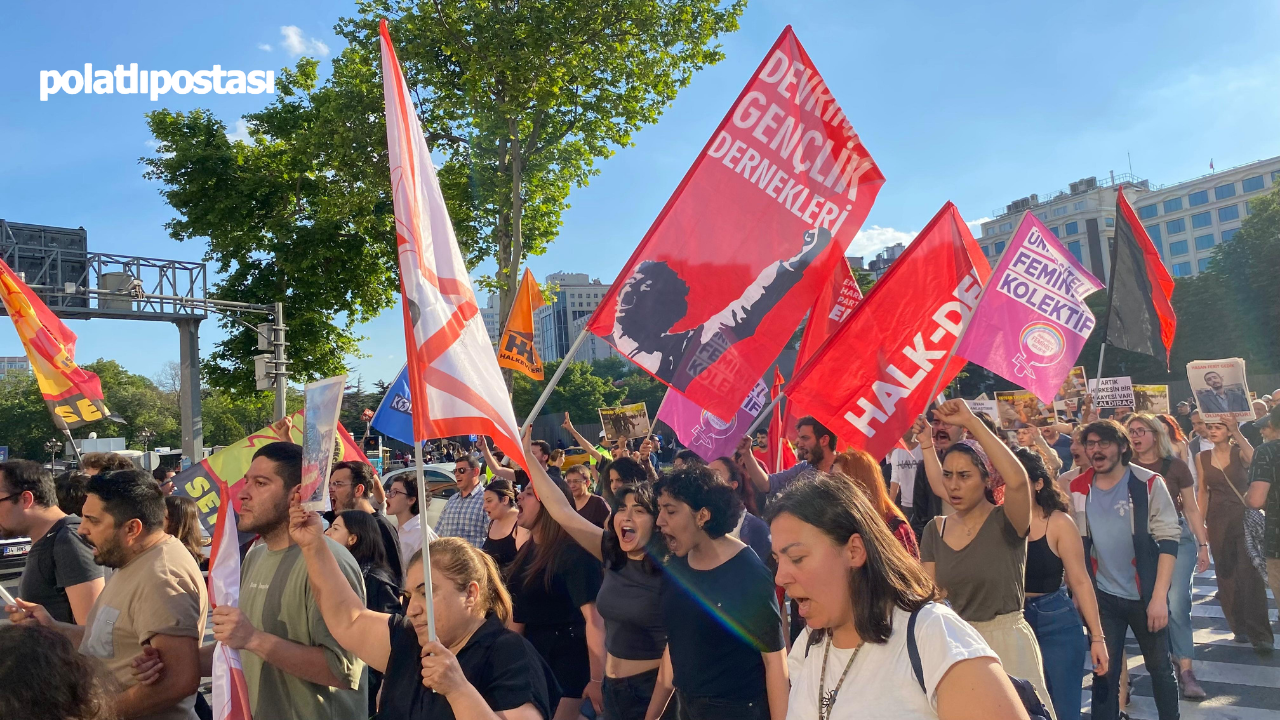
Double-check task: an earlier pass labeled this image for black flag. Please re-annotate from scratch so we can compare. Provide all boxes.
[1102,189,1177,367]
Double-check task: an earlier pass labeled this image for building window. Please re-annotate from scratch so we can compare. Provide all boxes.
[1165,218,1186,235]
[1197,258,1211,273]
[1036,212,1047,221]
[1173,262,1192,277]
[1137,203,1158,219]
[1073,201,1086,211]
[1067,241,1082,261]
[1146,223,1162,244]
[1064,221,1079,235]
[1218,204,1239,222]
[1214,183,1236,200]
[1162,198,1183,213]
[1169,240,1188,256]
[981,245,990,257]
[1051,206,1067,217]
[1188,190,1209,207]
[1105,217,1114,228]
[1243,175,1264,192]
[1194,234,1215,251]
[994,241,1006,254]
[1246,201,1252,215]
[1049,226,1059,237]
[1221,228,1239,242]
[1191,211,1212,229]
[998,221,1014,232]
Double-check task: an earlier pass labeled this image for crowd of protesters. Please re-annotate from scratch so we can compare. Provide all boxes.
[4,392,1280,720]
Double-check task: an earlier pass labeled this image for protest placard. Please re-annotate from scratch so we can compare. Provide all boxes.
[995,390,1052,429]
[968,398,998,427]
[1187,358,1252,423]
[300,375,346,511]
[1133,384,1170,414]
[1088,377,1135,409]
[1056,366,1088,401]
[599,402,652,442]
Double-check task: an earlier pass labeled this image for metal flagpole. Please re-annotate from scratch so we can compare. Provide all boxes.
[522,327,591,431]
[746,395,781,436]
[413,440,436,643]
[1095,344,1107,387]
[62,427,82,463]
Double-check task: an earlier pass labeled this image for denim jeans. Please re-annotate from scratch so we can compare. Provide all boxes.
[1092,590,1180,720]
[1166,518,1198,662]
[603,669,663,720]
[1025,588,1086,720]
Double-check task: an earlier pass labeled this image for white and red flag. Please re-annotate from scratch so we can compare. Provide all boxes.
[208,480,250,720]
[378,19,526,468]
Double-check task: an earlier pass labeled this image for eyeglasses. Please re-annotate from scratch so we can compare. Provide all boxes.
[453,468,470,475]
[1084,439,1116,449]
[1127,428,1149,437]
[0,493,19,504]
[329,481,352,489]
[386,489,407,498]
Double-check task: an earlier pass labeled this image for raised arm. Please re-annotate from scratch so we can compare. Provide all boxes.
[738,436,771,493]
[915,415,948,505]
[288,500,394,673]
[1031,429,1063,476]
[1227,418,1255,466]
[522,428,605,561]
[562,413,603,462]
[935,400,1032,536]
[482,441,517,482]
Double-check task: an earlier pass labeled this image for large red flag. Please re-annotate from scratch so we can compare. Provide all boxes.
[1103,190,1176,366]
[767,368,798,473]
[785,203,991,462]
[585,26,884,421]
[379,20,525,469]
[785,259,862,443]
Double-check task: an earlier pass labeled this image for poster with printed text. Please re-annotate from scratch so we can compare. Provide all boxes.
[300,375,347,511]
[1187,359,1252,423]
[1088,377,1135,409]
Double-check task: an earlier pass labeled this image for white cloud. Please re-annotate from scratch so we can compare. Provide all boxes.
[848,225,918,259]
[258,43,273,52]
[966,216,992,238]
[280,26,329,57]
[226,119,253,144]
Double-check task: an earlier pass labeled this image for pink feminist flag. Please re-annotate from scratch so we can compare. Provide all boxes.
[955,213,1103,404]
[657,379,769,463]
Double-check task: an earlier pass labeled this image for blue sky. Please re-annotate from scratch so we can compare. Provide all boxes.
[2,0,1278,388]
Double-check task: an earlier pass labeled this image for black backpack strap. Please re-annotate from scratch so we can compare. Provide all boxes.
[907,605,926,693]
[1160,456,1173,479]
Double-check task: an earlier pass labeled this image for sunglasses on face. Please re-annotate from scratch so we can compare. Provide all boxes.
[453,468,470,475]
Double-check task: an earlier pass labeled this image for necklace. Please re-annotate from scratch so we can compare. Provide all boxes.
[817,634,863,720]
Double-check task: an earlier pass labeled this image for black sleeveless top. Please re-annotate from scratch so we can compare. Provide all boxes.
[483,522,519,568]
[1024,534,1065,594]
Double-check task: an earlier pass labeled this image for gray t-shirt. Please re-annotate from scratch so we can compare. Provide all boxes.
[18,515,103,624]
[1087,476,1140,600]
[920,506,1026,622]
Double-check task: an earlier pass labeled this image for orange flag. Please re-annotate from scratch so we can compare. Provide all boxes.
[497,268,547,380]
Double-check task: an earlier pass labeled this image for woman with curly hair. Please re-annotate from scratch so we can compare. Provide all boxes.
[0,624,114,720]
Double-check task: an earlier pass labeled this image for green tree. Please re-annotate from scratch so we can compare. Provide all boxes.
[616,372,667,419]
[0,373,62,459]
[143,1,743,394]
[512,359,625,421]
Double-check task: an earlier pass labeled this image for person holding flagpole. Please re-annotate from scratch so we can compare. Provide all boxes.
[287,499,558,720]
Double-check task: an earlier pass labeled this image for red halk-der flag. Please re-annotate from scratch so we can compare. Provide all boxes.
[785,259,862,443]
[379,20,525,468]
[785,202,991,462]
[209,480,251,720]
[585,25,884,421]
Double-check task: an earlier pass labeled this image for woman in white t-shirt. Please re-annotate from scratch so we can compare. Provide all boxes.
[767,475,1029,720]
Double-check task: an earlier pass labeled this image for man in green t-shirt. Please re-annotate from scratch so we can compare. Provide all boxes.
[209,441,367,720]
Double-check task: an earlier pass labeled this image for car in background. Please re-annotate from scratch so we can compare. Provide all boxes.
[560,446,593,470]
[381,463,458,530]
[0,535,30,575]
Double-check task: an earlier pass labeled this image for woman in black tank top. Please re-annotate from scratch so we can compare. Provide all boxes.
[1017,447,1107,720]
[482,479,528,568]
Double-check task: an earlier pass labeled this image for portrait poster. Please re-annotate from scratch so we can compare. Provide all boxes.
[1187,358,1252,423]
[300,375,347,511]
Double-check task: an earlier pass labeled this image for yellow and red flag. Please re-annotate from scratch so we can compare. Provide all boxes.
[497,268,546,380]
[0,258,115,429]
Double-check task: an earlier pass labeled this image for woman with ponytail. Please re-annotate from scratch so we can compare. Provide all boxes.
[287,499,558,720]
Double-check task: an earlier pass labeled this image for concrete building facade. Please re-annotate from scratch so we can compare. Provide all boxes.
[978,156,1280,280]
[533,272,612,362]
[0,356,30,380]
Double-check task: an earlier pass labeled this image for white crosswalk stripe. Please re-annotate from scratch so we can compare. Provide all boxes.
[1082,565,1280,720]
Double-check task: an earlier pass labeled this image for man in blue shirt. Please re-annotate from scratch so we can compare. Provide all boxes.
[741,416,837,496]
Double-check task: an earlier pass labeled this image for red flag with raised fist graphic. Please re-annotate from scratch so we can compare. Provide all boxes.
[784,203,991,462]
[585,25,884,421]
[784,259,862,443]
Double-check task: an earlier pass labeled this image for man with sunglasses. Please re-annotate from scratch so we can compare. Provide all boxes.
[1069,420,1181,720]
[433,456,489,548]
[0,459,103,624]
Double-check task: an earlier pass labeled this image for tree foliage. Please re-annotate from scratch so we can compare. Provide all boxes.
[143,1,743,394]
[511,359,626,421]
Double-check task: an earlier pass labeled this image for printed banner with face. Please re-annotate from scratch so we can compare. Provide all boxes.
[955,213,1103,404]
[300,375,346,511]
[784,202,991,462]
[657,379,769,463]
[995,391,1053,429]
[1187,358,1252,422]
[585,26,884,422]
